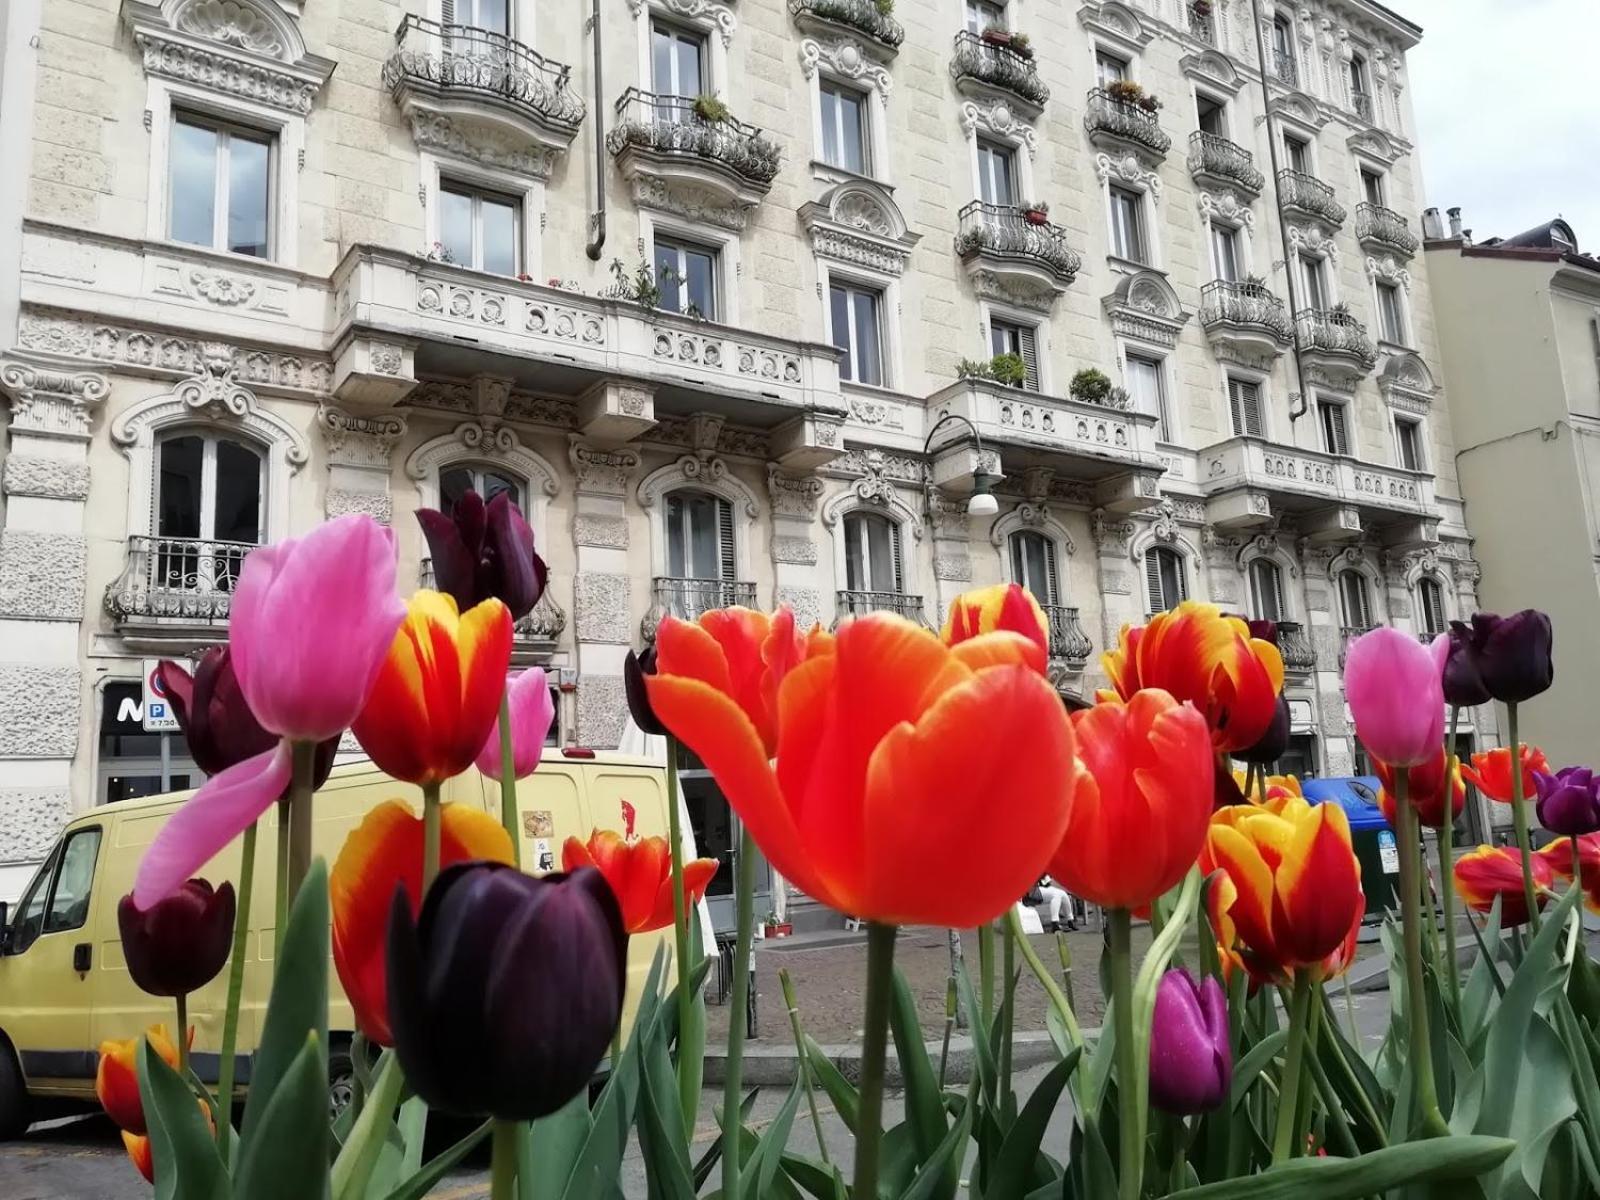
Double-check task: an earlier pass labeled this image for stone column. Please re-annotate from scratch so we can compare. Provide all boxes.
[1201,527,1244,610]
[1089,509,1138,684]
[925,488,974,630]
[1298,540,1354,774]
[0,355,108,895]
[316,404,408,524]
[767,465,824,630]
[569,438,641,748]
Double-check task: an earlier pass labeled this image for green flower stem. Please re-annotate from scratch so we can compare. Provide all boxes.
[1507,703,1541,932]
[938,974,957,1091]
[1573,834,1585,902]
[978,921,995,1027]
[215,818,257,1145]
[490,1119,518,1200]
[1108,907,1141,1200]
[286,740,318,909]
[422,781,442,890]
[779,967,830,1164]
[497,689,519,868]
[1394,772,1449,1137]
[1006,904,1083,1049]
[1169,1116,1192,1193]
[665,737,696,1142]
[851,923,898,1200]
[1270,971,1314,1163]
[721,826,757,1200]
[274,796,290,958]
[1292,987,1324,1153]
[1440,706,1463,1013]
[1000,916,1016,1123]
[175,991,190,1074]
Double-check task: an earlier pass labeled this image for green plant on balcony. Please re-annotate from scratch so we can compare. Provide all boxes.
[1022,199,1050,225]
[1104,78,1145,105]
[874,0,894,12]
[990,352,1026,386]
[1069,366,1113,405]
[1008,31,1033,59]
[956,357,994,380]
[606,257,664,309]
[692,93,729,123]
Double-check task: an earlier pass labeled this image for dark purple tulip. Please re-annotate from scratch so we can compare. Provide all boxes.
[1451,610,1553,705]
[1440,625,1492,708]
[1235,693,1290,766]
[117,879,235,997]
[1244,618,1278,647]
[387,862,626,1120]
[1535,767,1600,837]
[625,646,668,737]
[418,489,549,620]
[1149,968,1231,1115]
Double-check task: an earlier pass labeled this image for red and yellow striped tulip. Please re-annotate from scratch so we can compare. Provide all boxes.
[1201,795,1364,981]
[654,607,808,757]
[1453,843,1555,926]
[1461,744,1550,804]
[1375,745,1465,830]
[331,799,514,1045]
[1044,690,1213,911]
[1101,601,1285,753]
[562,829,718,934]
[941,583,1049,673]
[1538,834,1600,912]
[123,1132,155,1183]
[646,611,1077,927]
[96,1024,186,1135]
[352,590,513,786]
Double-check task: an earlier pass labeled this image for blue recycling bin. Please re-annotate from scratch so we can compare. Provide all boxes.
[1302,777,1399,919]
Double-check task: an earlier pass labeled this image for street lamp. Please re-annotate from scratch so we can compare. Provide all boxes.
[923,411,1000,517]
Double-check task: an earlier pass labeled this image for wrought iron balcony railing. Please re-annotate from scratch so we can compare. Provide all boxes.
[955,201,1082,283]
[1199,280,1293,344]
[836,590,928,625]
[1187,131,1263,192]
[1352,90,1373,122]
[1276,620,1318,673]
[641,577,758,642]
[1296,308,1378,370]
[384,15,585,132]
[105,535,255,624]
[421,557,567,642]
[949,31,1050,110]
[1042,603,1093,667]
[605,89,781,187]
[1355,202,1420,256]
[1339,624,1378,668]
[1084,87,1171,156]
[1273,48,1298,87]
[1276,169,1345,226]
[788,0,905,48]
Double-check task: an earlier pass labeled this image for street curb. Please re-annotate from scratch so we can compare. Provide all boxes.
[702,1031,1072,1087]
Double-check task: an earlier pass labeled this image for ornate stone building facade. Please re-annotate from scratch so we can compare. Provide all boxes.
[0,0,1494,899]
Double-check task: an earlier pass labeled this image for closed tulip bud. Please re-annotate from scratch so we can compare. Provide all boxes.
[1462,744,1550,804]
[418,489,549,620]
[1440,624,1492,708]
[1534,767,1600,837]
[942,583,1050,674]
[1235,692,1290,766]
[1344,628,1446,768]
[96,1024,185,1135]
[1452,611,1554,705]
[624,646,668,737]
[1376,745,1465,830]
[1454,844,1554,927]
[117,879,234,997]
[387,862,626,1120]
[1149,969,1231,1115]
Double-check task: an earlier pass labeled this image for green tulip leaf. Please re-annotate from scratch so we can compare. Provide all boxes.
[137,1034,229,1200]
[778,1153,849,1200]
[801,1035,859,1135]
[982,1047,1081,1199]
[525,1092,590,1200]
[378,1120,491,1200]
[749,1080,803,1200]
[954,964,997,1107]
[897,1099,974,1200]
[240,858,329,1152]
[692,1088,762,1189]
[1161,1134,1515,1199]
[330,1048,404,1200]
[637,1026,697,1200]
[889,968,949,1166]
[1228,1030,1287,1113]
[233,1035,329,1200]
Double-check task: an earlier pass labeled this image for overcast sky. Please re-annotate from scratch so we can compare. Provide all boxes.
[1401,0,1600,247]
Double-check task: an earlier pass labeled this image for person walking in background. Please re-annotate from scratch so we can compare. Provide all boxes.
[1038,874,1078,932]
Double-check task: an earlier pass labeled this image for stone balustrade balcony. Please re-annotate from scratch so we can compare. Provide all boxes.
[606,89,781,209]
[1199,280,1293,355]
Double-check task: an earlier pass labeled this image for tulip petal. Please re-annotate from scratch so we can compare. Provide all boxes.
[133,743,290,908]
[1203,823,1279,970]
[1272,802,1362,965]
[484,491,542,618]
[948,629,1047,675]
[1344,627,1445,768]
[418,508,479,611]
[477,668,555,782]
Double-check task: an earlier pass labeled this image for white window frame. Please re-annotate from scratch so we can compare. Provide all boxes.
[1317,394,1353,457]
[437,178,525,275]
[974,136,1022,207]
[984,303,1047,392]
[965,0,1007,34]
[1280,127,1316,177]
[1205,216,1252,284]
[1298,249,1337,309]
[1337,568,1375,630]
[1373,278,1409,346]
[1121,347,1173,442]
[165,110,277,259]
[840,508,907,595]
[1393,414,1426,472]
[1358,164,1387,208]
[821,264,900,390]
[1106,182,1154,267]
[154,429,268,544]
[1415,574,1449,636]
[1193,87,1230,139]
[434,0,538,37]
[1225,372,1267,439]
[816,76,876,178]
[663,487,738,581]
[144,80,303,268]
[422,151,543,281]
[635,3,729,105]
[964,118,1036,212]
[653,231,722,320]
[1095,47,1131,89]
[1007,528,1061,605]
[1246,555,1288,623]
[1270,13,1297,82]
[1144,545,1189,615]
[642,209,741,324]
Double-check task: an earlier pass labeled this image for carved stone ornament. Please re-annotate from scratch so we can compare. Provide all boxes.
[1288,222,1340,263]
[1364,255,1412,288]
[325,488,394,524]
[799,37,892,94]
[629,174,747,232]
[798,180,920,278]
[410,112,557,179]
[960,99,1038,157]
[173,341,257,419]
[627,0,737,46]
[569,439,641,497]
[1377,351,1435,413]
[1095,152,1162,201]
[969,268,1055,315]
[405,423,562,497]
[1146,498,1182,547]
[820,449,924,536]
[637,454,760,517]
[1197,188,1256,230]
[1102,270,1190,348]
[318,404,408,470]
[0,357,110,441]
[767,465,825,519]
[1091,509,1136,556]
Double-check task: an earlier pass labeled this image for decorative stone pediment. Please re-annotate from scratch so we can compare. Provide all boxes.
[123,0,334,115]
[820,449,924,537]
[1197,188,1255,230]
[627,0,737,46]
[1378,351,1435,413]
[1365,255,1412,288]
[799,36,892,94]
[1101,271,1190,348]
[1268,90,1328,133]
[1179,49,1244,97]
[799,180,920,277]
[960,99,1038,156]
[638,453,761,518]
[409,112,556,180]
[1075,1,1152,56]
[1348,126,1404,167]
[317,405,408,471]
[1095,152,1162,201]
[405,423,562,497]
[630,175,747,233]
[1288,222,1340,263]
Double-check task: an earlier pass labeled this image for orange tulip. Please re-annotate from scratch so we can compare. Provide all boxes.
[1454,844,1555,926]
[1102,601,1284,753]
[1201,795,1364,981]
[1461,744,1550,803]
[941,583,1049,674]
[352,590,513,787]
[96,1024,187,1135]
[123,1131,155,1183]
[655,607,807,757]
[1044,691,1213,910]
[562,829,718,934]
[1539,835,1600,912]
[1376,745,1465,830]
[330,798,514,1045]
[646,612,1076,927]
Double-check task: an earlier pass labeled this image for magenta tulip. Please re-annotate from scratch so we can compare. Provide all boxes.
[475,668,556,783]
[1149,968,1231,1115]
[1344,628,1447,768]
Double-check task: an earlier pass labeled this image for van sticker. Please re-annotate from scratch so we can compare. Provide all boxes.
[533,839,555,872]
[525,810,554,838]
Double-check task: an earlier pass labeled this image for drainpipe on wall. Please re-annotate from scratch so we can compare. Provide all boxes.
[583,0,607,261]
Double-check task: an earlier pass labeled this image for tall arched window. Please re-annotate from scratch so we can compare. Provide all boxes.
[844,511,902,595]
[1144,546,1187,615]
[1338,569,1373,630]
[664,489,735,582]
[440,464,523,516]
[1416,575,1447,636]
[154,431,264,594]
[1009,530,1059,606]
[1248,558,1285,623]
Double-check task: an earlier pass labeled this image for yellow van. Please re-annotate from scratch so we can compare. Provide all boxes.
[0,749,683,1137]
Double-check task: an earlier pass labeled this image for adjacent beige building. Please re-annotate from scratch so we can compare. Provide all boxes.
[0,0,1499,908]
[1428,215,1600,777]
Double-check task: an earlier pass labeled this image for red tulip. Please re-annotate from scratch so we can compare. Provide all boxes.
[1375,745,1465,830]
[562,830,718,934]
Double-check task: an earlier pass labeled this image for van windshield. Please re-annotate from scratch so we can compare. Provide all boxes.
[9,844,58,955]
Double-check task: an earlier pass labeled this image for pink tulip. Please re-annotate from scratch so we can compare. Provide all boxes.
[476,668,556,782]
[133,516,407,907]
[1344,627,1447,768]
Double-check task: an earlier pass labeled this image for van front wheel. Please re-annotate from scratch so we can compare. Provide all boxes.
[0,1042,30,1140]
[328,1049,356,1123]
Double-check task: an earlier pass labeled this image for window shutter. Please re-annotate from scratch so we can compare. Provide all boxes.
[1043,539,1060,606]
[1331,404,1349,455]
[889,521,904,594]
[1229,380,1261,437]
[1019,326,1039,392]
[1266,562,1285,621]
[1420,578,1446,632]
[716,496,736,582]
[1145,550,1166,613]
[1175,551,1190,602]
[441,0,456,24]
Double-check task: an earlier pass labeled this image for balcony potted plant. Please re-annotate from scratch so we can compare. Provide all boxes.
[1008,31,1034,59]
[990,352,1027,387]
[1136,91,1163,115]
[874,0,894,13]
[1022,199,1050,226]
[1069,366,1114,405]
[957,357,995,380]
[1105,78,1145,105]
[761,910,793,938]
[1192,0,1213,16]
[692,93,729,123]
[980,22,1012,47]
